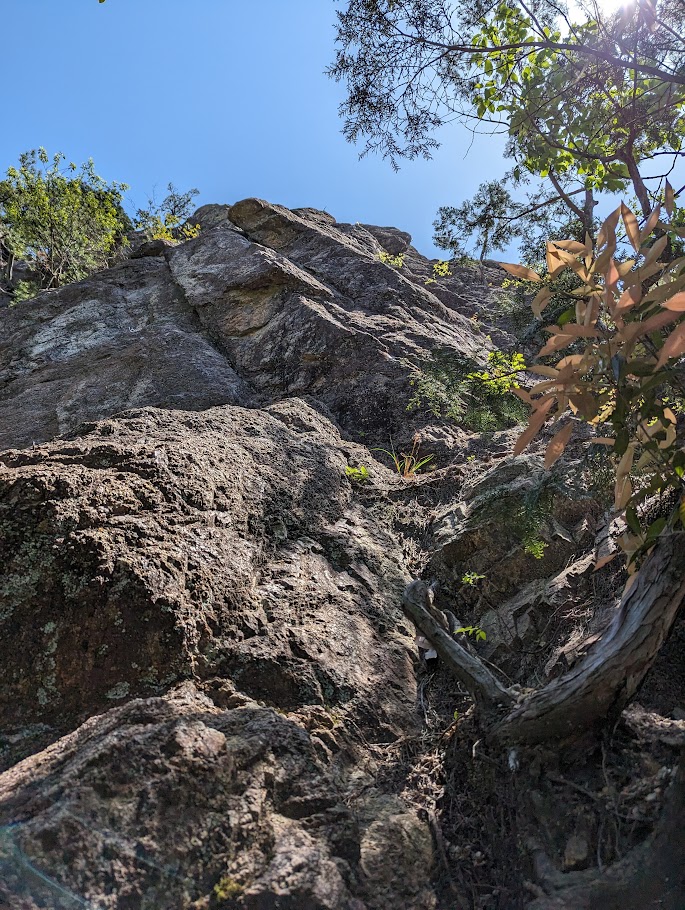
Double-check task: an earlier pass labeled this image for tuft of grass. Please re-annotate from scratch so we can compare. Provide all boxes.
[214,876,244,902]
[374,435,434,478]
[345,465,370,484]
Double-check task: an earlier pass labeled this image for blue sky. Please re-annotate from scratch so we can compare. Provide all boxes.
[1,1,509,257]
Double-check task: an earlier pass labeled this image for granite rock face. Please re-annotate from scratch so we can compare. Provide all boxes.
[0,401,415,755]
[0,201,632,909]
[429,454,597,603]
[0,257,250,450]
[0,199,489,452]
[1,204,486,909]
[0,397,439,909]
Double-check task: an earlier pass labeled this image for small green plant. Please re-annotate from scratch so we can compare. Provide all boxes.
[378,250,405,268]
[214,876,243,901]
[425,259,453,283]
[345,465,370,484]
[467,350,526,394]
[11,279,41,302]
[584,446,615,510]
[461,571,485,586]
[146,213,200,243]
[523,537,548,559]
[374,435,434,478]
[407,349,528,433]
[455,625,487,642]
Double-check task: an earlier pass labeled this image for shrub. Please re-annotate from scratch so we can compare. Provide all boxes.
[135,183,200,243]
[425,259,453,284]
[378,250,405,268]
[407,349,529,432]
[504,191,685,574]
[0,148,130,292]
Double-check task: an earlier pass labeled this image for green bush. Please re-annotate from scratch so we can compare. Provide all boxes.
[0,148,130,293]
[407,349,528,433]
[135,183,200,243]
[378,249,405,268]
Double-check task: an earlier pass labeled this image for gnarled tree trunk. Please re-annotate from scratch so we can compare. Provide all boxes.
[403,532,685,745]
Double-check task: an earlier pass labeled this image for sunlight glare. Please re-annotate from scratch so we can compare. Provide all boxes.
[599,0,629,13]
[567,0,636,19]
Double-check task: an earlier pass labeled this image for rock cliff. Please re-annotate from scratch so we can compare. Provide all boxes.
[1,201,683,910]
[0,200,489,453]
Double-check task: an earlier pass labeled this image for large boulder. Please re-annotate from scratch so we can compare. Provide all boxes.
[0,398,443,909]
[0,401,417,764]
[0,683,437,910]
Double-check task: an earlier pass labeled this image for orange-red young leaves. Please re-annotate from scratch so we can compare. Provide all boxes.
[656,322,685,368]
[544,422,574,468]
[661,292,685,312]
[665,181,675,218]
[621,204,641,252]
[596,206,621,250]
[499,262,541,282]
[531,286,552,318]
[514,397,556,456]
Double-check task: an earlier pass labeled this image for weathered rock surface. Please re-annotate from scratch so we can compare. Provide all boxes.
[0,397,440,909]
[0,258,250,450]
[0,401,416,758]
[429,455,597,603]
[0,684,436,910]
[1,199,487,452]
[0,200,498,909]
[0,200,681,910]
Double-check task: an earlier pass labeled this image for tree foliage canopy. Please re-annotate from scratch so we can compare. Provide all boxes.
[331,0,685,254]
[434,180,522,260]
[331,0,685,166]
[0,149,130,293]
[134,183,200,243]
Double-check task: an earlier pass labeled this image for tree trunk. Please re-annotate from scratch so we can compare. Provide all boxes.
[0,239,13,284]
[402,581,514,713]
[494,532,685,744]
[583,189,595,239]
[403,533,685,746]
